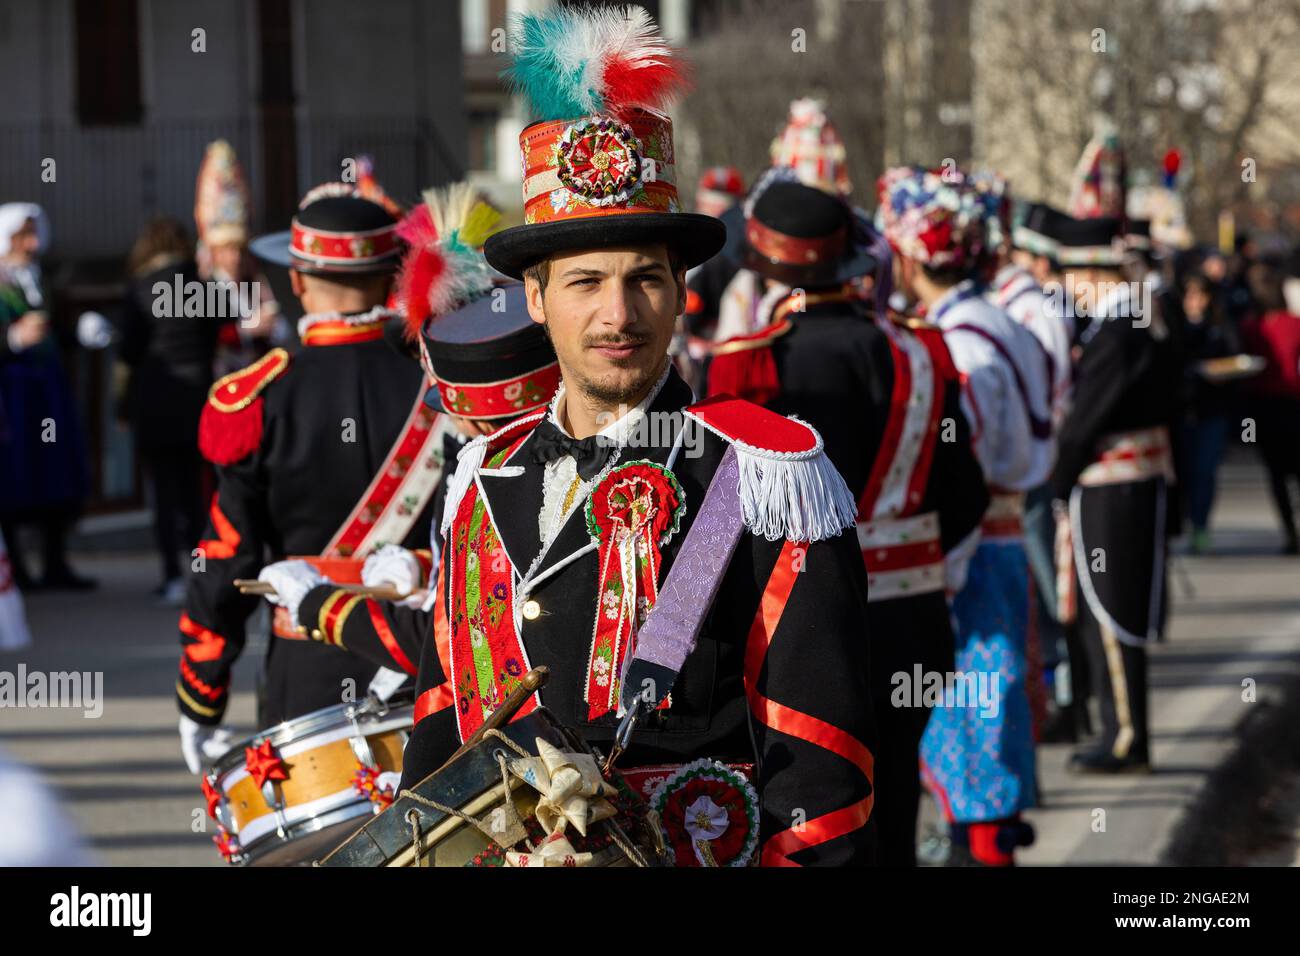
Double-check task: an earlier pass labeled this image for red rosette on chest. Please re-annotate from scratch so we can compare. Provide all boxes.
[584,460,685,546]
[580,461,686,720]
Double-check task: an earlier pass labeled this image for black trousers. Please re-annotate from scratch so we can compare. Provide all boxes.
[869,591,955,866]
[1078,598,1150,759]
[141,445,206,582]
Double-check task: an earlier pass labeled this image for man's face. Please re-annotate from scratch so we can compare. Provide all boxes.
[525,244,684,406]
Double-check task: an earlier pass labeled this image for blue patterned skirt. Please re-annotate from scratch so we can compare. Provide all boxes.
[920,539,1037,822]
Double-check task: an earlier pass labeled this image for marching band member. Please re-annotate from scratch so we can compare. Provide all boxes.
[1052,215,1180,774]
[281,6,878,866]
[879,166,1054,865]
[708,177,988,865]
[175,185,448,773]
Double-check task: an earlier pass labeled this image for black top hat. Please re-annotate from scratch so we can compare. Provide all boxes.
[1012,202,1073,258]
[250,190,402,277]
[741,181,876,288]
[418,283,560,420]
[1056,215,1127,268]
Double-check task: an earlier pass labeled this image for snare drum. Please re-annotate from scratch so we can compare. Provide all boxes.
[318,707,663,867]
[204,693,413,866]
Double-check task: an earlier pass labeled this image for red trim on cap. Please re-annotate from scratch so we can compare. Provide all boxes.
[290,220,400,265]
[745,217,847,268]
[436,362,562,420]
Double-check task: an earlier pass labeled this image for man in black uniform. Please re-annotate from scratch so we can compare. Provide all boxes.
[1051,216,1180,774]
[281,7,878,866]
[708,180,988,864]
[176,185,449,773]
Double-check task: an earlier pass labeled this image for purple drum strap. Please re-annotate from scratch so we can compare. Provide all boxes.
[629,445,745,679]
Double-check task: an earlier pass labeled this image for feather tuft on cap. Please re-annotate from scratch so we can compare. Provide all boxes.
[504,4,691,121]
[396,183,503,340]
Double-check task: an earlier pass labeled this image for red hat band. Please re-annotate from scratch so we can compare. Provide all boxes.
[290,220,401,266]
[745,217,848,268]
[436,362,562,421]
[521,110,680,226]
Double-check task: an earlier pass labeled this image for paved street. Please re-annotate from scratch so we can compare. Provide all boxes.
[2,454,1297,867]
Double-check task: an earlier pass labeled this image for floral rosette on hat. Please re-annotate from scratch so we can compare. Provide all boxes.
[650,759,760,867]
[875,165,987,271]
[581,461,685,720]
[554,117,643,207]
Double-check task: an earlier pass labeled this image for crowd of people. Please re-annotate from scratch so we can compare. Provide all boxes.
[3,5,1300,868]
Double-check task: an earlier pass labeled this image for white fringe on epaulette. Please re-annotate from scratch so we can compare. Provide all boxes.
[440,437,488,537]
[734,445,859,544]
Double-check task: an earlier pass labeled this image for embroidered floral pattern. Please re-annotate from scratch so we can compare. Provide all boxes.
[447,437,540,742]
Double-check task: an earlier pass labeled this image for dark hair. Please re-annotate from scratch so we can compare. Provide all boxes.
[920,262,969,288]
[523,245,685,292]
[1246,261,1286,312]
[128,217,193,276]
[297,269,393,296]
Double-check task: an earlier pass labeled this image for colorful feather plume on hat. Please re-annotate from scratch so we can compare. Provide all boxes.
[503,4,691,121]
[396,182,503,339]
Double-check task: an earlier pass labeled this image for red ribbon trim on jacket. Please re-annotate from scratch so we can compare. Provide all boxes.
[179,612,227,663]
[414,684,454,723]
[857,332,911,518]
[366,598,417,676]
[743,539,875,865]
[179,657,225,701]
[197,495,240,560]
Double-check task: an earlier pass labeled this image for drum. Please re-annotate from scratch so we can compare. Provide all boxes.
[318,707,663,867]
[204,692,414,866]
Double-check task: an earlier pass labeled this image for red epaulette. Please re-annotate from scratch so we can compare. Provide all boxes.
[198,348,291,466]
[705,319,792,405]
[683,395,856,543]
[684,394,820,457]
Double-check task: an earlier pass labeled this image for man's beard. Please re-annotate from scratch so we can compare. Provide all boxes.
[542,318,667,406]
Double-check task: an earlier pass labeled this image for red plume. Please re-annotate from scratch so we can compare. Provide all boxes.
[395,205,445,341]
[601,52,693,119]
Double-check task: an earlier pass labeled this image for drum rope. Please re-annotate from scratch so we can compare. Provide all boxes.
[401,732,533,863]
[397,730,652,866]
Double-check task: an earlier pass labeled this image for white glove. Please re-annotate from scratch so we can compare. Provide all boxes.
[361,545,422,597]
[178,715,234,775]
[257,559,326,623]
[76,311,114,350]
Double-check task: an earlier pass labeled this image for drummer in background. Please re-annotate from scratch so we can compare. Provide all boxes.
[175,183,444,774]
[260,184,562,676]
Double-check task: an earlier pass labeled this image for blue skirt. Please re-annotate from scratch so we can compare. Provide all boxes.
[920,539,1037,822]
[0,353,89,514]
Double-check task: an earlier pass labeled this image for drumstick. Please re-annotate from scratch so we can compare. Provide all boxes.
[437,667,549,771]
[234,579,403,601]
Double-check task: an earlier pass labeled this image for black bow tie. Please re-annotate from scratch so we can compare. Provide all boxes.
[530,419,614,481]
